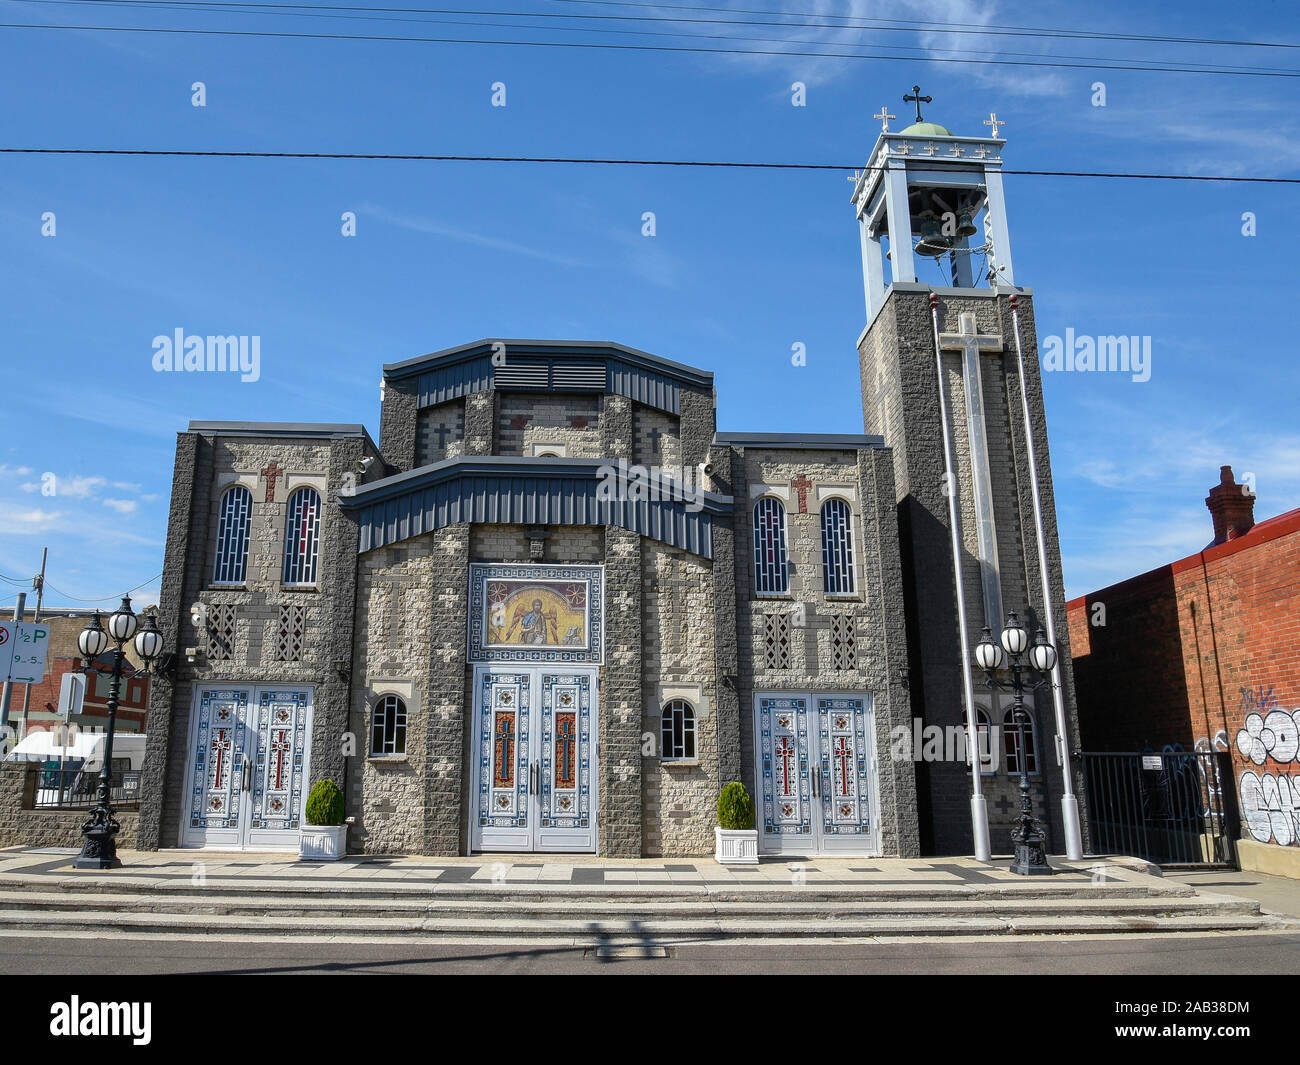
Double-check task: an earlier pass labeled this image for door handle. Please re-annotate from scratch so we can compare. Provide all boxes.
[812,767,821,799]
[243,758,253,791]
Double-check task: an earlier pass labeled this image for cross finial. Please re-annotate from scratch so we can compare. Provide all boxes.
[873,105,896,132]
[903,84,932,124]
[984,111,1005,137]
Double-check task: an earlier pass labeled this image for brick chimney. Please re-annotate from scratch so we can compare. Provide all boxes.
[1206,465,1256,545]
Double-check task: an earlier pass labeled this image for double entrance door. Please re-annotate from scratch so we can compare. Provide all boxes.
[181,685,314,850]
[754,692,880,855]
[471,667,598,853]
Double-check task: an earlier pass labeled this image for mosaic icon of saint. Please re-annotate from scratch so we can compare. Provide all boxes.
[505,597,558,644]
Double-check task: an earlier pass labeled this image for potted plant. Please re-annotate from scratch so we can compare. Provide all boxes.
[299,778,347,861]
[714,781,758,864]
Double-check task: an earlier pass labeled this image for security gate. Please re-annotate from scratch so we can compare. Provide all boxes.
[1079,749,1237,868]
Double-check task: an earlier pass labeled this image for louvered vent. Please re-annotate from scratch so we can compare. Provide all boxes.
[550,361,607,390]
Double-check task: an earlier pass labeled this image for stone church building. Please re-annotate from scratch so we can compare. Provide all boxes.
[134,105,1086,859]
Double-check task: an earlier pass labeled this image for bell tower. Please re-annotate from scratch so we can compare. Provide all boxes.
[852,90,1085,862]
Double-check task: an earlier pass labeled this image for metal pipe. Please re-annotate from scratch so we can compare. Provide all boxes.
[930,293,992,862]
[1009,293,1084,860]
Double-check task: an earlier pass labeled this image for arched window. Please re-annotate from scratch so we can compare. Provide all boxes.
[753,498,789,594]
[1003,706,1038,775]
[212,485,251,585]
[661,699,696,761]
[371,694,408,756]
[282,488,322,586]
[820,498,856,595]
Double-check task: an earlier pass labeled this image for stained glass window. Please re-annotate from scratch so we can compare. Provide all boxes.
[212,486,251,585]
[753,498,789,594]
[282,488,322,586]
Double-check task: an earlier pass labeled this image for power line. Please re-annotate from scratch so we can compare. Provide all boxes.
[546,0,1300,51]
[43,572,163,605]
[16,1,1297,73]
[25,0,1300,51]
[3,146,1297,183]
[3,19,1298,77]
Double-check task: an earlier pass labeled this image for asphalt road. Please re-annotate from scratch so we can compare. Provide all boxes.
[3,932,1299,974]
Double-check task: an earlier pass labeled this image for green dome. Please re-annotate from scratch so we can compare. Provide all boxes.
[899,120,952,137]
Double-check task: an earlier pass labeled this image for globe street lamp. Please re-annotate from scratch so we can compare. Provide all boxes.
[75,597,165,870]
[974,610,1056,876]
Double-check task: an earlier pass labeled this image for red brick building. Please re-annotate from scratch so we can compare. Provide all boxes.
[1067,466,1300,874]
[8,611,149,736]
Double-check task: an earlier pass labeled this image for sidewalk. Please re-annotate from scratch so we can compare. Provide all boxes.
[0,847,1158,892]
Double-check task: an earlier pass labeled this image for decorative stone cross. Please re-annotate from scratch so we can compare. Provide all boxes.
[984,112,1005,137]
[648,426,663,454]
[873,105,896,132]
[921,142,938,157]
[431,423,452,449]
[790,474,814,514]
[260,460,284,503]
[509,414,530,431]
[938,312,1005,628]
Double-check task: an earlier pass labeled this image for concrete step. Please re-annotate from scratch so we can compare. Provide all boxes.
[0,906,1282,941]
[0,873,1197,904]
[0,889,1263,921]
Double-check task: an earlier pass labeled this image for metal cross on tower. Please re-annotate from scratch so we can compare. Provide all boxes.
[903,85,932,123]
[984,112,1006,137]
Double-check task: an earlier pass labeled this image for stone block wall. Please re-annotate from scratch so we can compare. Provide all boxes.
[730,443,919,857]
[640,542,721,855]
[141,428,369,851]
[497,394,602,458]
[0,763,140,849]
[416,400,465,466]
[858,285,1084,856]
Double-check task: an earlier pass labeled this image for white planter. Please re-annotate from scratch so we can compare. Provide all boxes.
[299,824,347,861]
[715,826,759,865]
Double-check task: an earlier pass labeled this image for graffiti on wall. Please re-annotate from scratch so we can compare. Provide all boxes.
[1236,686,1300,846]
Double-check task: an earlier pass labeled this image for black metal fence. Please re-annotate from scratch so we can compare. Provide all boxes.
[1079,749,1237,868]
[30,766,142,811]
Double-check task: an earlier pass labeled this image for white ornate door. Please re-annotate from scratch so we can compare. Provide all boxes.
[181,685,314,850]
[471,667,598,853]
[536,672,596,852]
[755,692,878,855]
[471,670,534,852]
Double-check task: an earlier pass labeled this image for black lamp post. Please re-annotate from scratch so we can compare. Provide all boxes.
[74,597,165,870]
[974,610,1057,876]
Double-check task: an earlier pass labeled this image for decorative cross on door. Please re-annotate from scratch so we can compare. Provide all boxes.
[268,728,291,790]
[209,728,231,787]
[833,736,853,797]
[494,714,515,788]
[937,312,1006,628]
[775,735,796,796]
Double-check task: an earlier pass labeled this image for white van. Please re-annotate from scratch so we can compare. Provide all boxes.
[5,730,147,771]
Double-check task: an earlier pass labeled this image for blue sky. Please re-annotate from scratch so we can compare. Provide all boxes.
[0,0,1297,609]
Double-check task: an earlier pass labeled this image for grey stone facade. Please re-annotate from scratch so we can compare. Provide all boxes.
[83,304,1077,865]
[858,286,1085,855]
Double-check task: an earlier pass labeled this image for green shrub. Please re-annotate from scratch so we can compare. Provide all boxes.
[716,781,754,830]
[305,779,344,826]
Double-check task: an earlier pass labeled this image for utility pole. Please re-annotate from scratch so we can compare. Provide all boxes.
[18,547,47,740]
[0,592,28,737]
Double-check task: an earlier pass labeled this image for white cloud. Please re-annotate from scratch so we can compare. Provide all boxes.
[360,204,589,268]
[57,475,108,500]
[102,499,138,514]
[0,507,64,534]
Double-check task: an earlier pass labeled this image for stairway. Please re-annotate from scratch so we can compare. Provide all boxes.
[0,873,1285,943]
